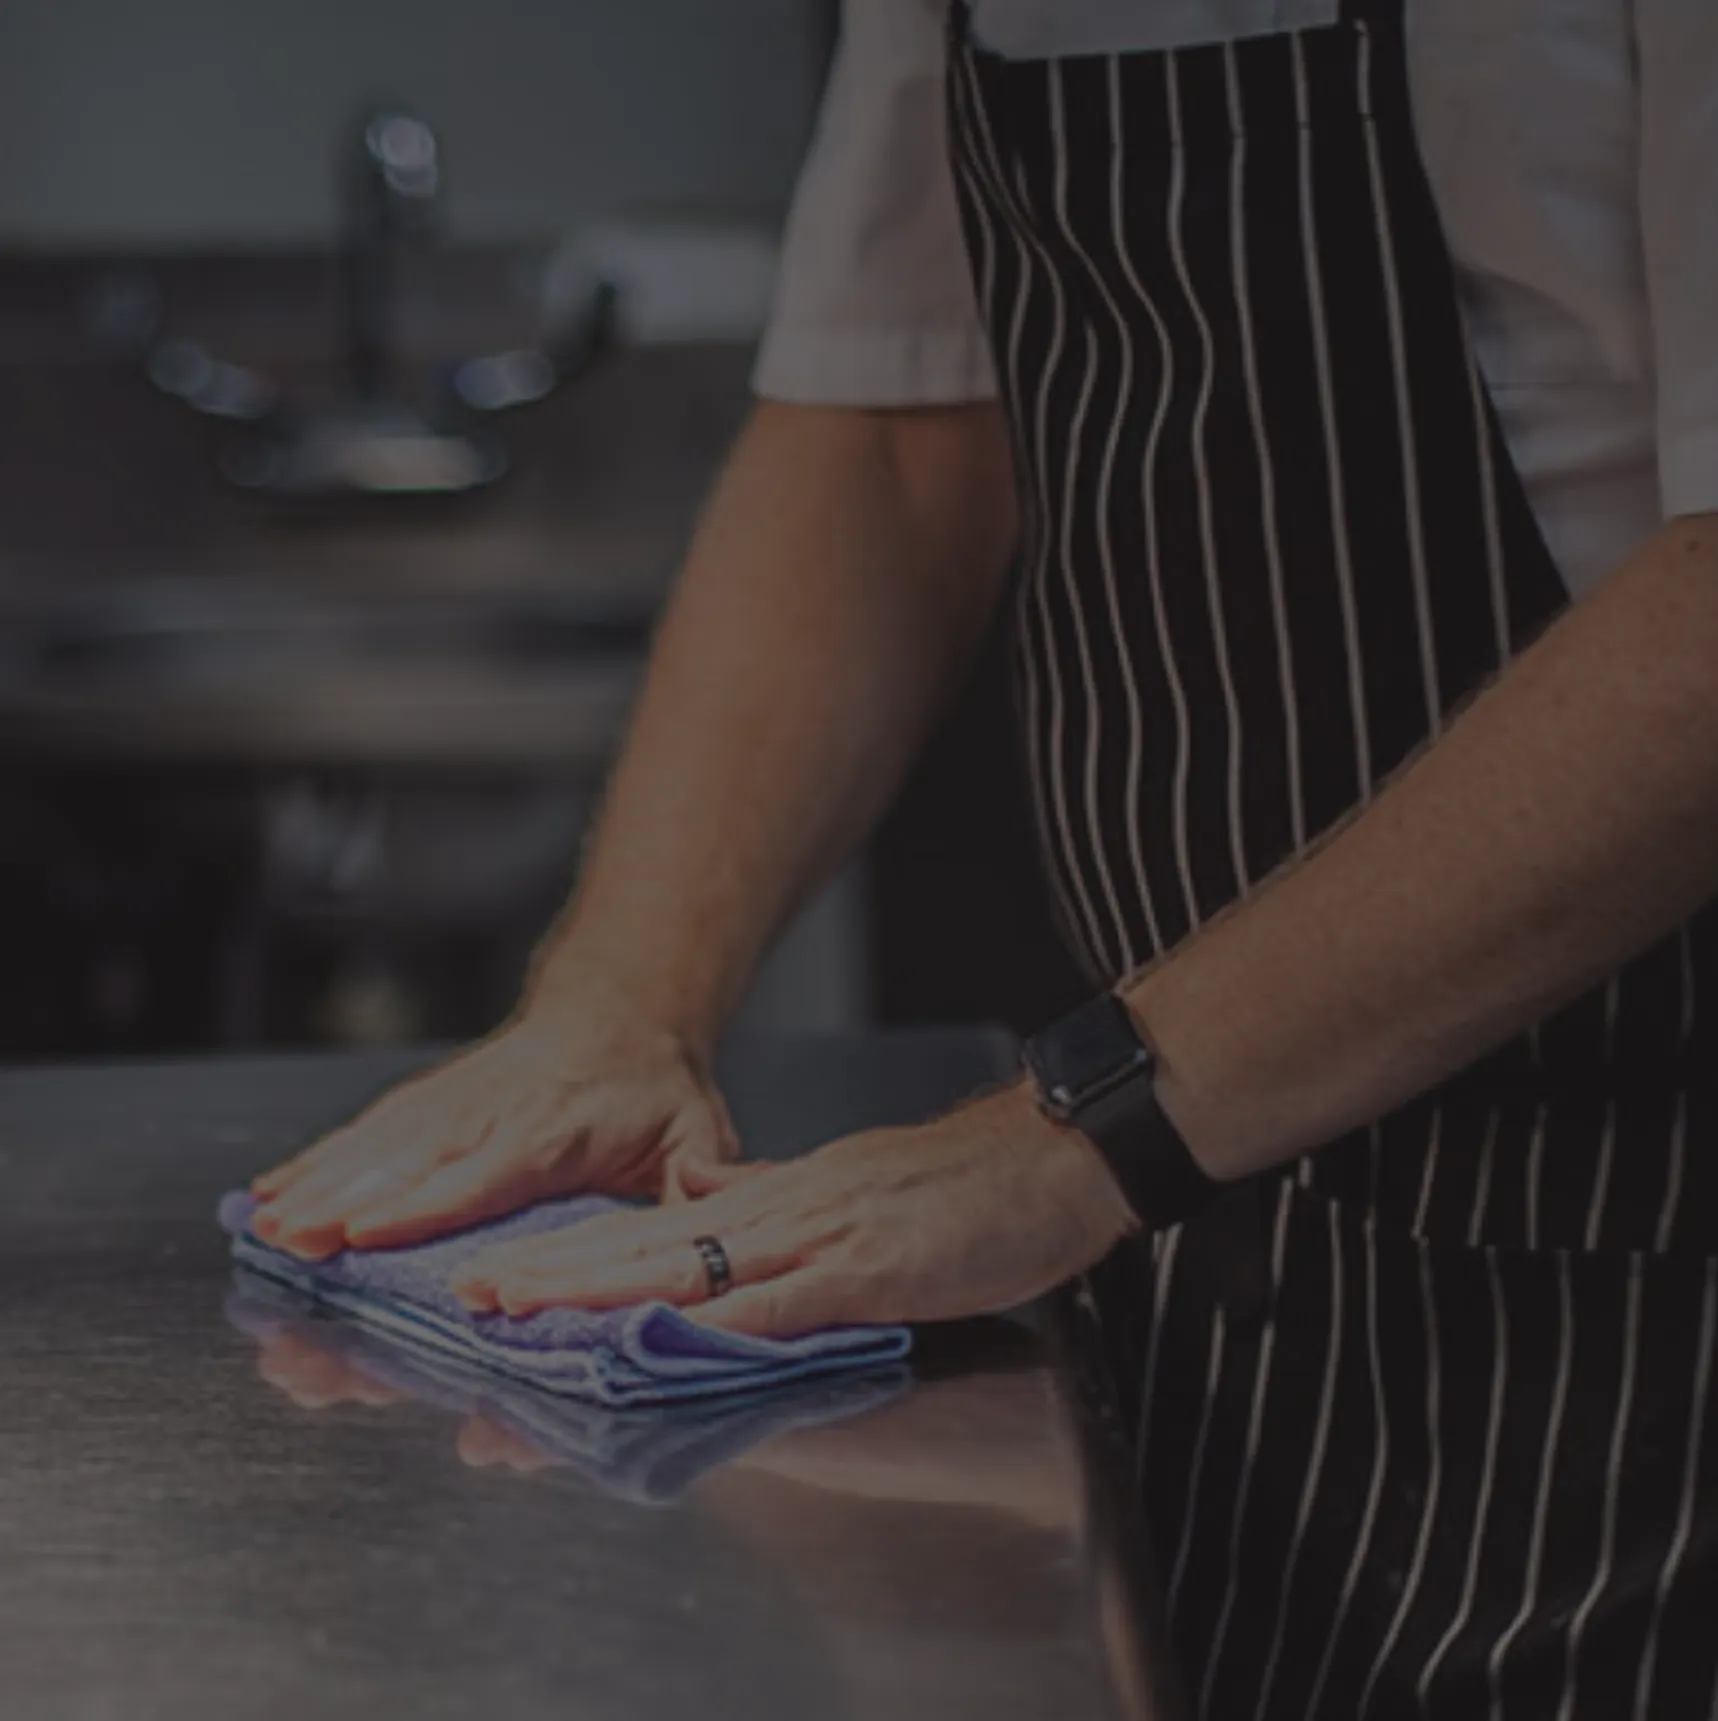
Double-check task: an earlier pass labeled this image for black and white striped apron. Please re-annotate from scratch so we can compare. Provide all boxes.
[945,2,1718,1715]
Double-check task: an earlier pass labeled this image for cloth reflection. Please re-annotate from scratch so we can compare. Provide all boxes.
[226,1270,909,1505]
[229,1279,1167,1716]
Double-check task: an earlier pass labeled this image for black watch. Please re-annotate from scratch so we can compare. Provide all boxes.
[1022,993,1222,1229]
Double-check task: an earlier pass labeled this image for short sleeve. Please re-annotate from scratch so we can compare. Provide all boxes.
[1638,0,1718,520]
[752,0,999,408]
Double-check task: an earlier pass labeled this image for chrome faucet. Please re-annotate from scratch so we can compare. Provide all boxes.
[342,106,443,402]
[127,102,616,499]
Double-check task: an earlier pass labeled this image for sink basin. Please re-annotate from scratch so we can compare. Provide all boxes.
[0,251,759,769]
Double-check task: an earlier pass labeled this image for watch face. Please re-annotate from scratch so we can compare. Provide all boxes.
[1029,994,1155,1117]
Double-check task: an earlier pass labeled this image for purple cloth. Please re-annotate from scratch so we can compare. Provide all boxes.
[218,1191,911,1408]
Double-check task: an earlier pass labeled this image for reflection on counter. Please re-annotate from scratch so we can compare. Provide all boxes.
[227,1273,911,1506]
[225,1275,1154,1721]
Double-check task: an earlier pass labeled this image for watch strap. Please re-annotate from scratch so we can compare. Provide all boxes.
[1078,1068,1223,1229]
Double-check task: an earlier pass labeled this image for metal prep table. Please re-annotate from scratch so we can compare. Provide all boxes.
[0,1029,1178,1720]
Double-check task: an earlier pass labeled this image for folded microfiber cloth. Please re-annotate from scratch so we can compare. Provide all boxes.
[218,1190,912,1409]
[225,1274,909,1504]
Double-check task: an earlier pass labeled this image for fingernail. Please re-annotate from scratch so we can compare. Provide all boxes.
[279,1230,339,1263]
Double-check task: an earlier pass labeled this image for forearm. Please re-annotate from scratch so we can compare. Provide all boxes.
[1124,514,1718,1179]
[529,398,1016,1055]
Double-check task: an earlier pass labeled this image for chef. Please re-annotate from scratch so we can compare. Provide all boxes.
[250,1,1718,1713]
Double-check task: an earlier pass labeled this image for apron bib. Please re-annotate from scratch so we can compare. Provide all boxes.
[944,2,1718,1714]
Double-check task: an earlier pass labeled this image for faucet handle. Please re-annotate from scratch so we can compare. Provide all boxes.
[359,109,444,234]
[349,106,443,237]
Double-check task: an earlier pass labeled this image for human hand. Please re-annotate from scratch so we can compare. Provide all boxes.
[450,1084,1136,1337]
[248,988,742,1261]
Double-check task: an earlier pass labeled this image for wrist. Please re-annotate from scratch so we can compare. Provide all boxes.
[520,934,725,1067]
[1117,973,1282,1180]
[1022,987,1242,1228]
[982,1078,1143,1240]
[1111,983,1207,1170]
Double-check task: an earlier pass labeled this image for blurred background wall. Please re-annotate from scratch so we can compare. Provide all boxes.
[0,0,1079,1063]
[0,0,834,244]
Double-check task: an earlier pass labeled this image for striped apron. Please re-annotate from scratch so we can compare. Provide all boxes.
[944,2,1718,1716]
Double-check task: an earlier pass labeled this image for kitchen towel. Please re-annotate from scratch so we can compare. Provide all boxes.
[225,1274,909,1503]
[218,1190,912,1408]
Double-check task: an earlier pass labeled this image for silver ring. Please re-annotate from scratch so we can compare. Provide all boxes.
[692,1234,734,1299]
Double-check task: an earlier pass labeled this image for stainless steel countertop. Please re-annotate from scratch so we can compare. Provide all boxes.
[0,1031,1176,1721]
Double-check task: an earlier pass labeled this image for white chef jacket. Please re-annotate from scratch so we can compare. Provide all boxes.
[753,0,1718,598]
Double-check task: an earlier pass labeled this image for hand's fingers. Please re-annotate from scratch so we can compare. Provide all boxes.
[453,1177,772,1308]
[454,1184,746,1285]
[665,1155,770,1202]
[255,1110,483,1254]
[454,1218,703,1312]
[659,1106,748,1203]
[253,1213,348,1263]
[252,1141,423,1238]
[250,1126,362,1199]
[457,1204,810,1317]
[256,1158,400,1231]
[657,1125,721,1204]
[687,1266,858,1340]
[490,1244,711,1316]
[452,1234,584,1310]
[250,1087,424,1198]
[342,1145,551,1251]
[250,1133,346,1200]
[475,1181,752,1274]
[257,1158,440,1260]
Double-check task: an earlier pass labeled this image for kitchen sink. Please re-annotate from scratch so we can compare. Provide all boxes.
[0,245,760,770]
[0,246,797,1055]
